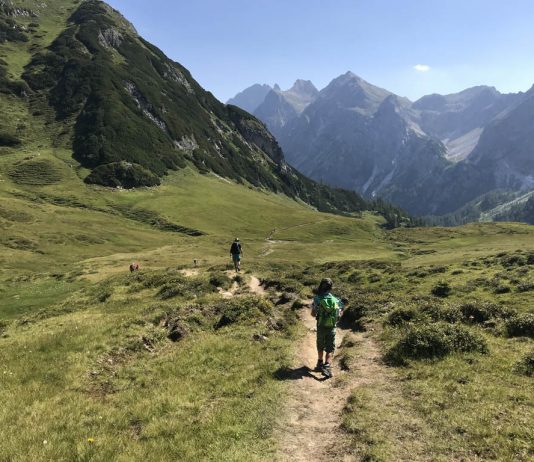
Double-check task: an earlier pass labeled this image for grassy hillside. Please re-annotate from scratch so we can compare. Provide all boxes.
[1,0,407,222]
[2,151,533,460]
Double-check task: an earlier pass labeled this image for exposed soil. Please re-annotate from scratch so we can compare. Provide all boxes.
[275,307,392,461]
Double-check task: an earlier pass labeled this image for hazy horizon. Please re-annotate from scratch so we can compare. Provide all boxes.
[105,0,534,102]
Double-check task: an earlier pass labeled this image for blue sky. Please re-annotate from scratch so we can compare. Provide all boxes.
[106,0,534,102]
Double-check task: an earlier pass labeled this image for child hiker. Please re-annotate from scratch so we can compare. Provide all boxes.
[311,278,344,378]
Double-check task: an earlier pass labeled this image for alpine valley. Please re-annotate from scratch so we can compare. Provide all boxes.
[1,2,534,462]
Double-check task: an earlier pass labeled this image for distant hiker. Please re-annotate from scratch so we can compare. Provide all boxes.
[129,262,140,272]
[311,278,343,378]
[230,238,243,272]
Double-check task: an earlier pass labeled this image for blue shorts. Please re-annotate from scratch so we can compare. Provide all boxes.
[232,254,241,262]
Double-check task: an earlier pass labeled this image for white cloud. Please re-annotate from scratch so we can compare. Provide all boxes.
[414,64,431,72]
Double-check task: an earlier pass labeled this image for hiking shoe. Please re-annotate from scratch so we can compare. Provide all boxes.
[322,363,333,378]
[313,360,324,372]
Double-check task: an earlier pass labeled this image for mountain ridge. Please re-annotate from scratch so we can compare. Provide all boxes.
[231,73,533,219]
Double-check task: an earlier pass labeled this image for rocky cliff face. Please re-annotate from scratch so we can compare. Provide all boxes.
[276,73,450,214]
[226,83,272,113]
[253,79,319,138]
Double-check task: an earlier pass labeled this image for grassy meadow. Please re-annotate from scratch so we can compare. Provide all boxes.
[1,148,533,460]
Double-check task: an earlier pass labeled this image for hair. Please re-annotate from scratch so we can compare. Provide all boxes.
[317,278,333,295]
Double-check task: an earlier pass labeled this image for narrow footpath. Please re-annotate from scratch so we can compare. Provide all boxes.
[276,307,390,462]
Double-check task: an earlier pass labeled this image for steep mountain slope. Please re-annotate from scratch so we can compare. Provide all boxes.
[419,87,534,216]
[277,73,449,214]
[0,0,412,219]
[226,83,272,113]
[253,79,318,138]
[413,86,521,161]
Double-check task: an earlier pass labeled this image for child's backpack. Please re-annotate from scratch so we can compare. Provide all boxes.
[317,294,340,328]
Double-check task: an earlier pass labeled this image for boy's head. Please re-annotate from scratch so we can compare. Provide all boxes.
[317,278,333,295]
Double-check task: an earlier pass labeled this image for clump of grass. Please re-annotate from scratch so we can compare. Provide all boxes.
[209,273,231,290]
[516,281,534,292]
[431,281,451,297]
[0,131,21,146]
[385,306,418,326]
[458,301,514,324]
[386,323,488,364]
[501,254,526,267]
[513,349,534,377]
[215,295,273,329]
[8,159,62,185]
[420,303,462,324]
[505,314,534,338]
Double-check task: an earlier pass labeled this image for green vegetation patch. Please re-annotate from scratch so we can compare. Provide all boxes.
[513,349,534,377]
[85,161,161,188]
[111,204,204,236]
[506,313,534,338]
[0,130,21,146]
[8,158,62,185]
[386,323,488,363]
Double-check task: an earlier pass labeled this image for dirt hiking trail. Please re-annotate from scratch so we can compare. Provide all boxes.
[275,306,389,462]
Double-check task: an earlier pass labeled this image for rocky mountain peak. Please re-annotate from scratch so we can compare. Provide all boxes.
[288,79,318,98]
[319,71,391,113]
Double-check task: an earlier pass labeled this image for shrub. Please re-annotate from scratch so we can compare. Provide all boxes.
[458,302,511,324]
[513,349,534,377]
[347,271,362,283]
[494,285,511,294]
[501,254,526,267]
[420,304,462,324]
[215,296,272,329]
[431,281,451,297]
[386,323,488,363]
[85,162,161,188]
[385,306,418,326]
[0,131,21,146]
[517,281,534,293]
[506,314,534,338]
[209,273,231,290]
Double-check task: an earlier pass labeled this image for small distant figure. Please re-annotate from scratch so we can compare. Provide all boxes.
[129,262,140,272]
[193,259,198,267]
[230,237,243,272]
[311,278,344,378]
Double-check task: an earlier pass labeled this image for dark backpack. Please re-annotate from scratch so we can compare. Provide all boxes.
[230,242,241,254]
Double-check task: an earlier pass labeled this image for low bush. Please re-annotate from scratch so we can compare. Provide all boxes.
[0,131,21,146]
[347,271,362,283]
[431,281,451,297]
[386,323,488,363]
[421,304,462,323]
[215,296,272,329]
[513,349,534,377]
[385,306,418,326]
[506,314,534,338]
[494,285,511,294]
[85,161,161,188]
[209,273,231,290]
[458,302,512,324]
[517,281,534,293]
[501,254,526,267]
